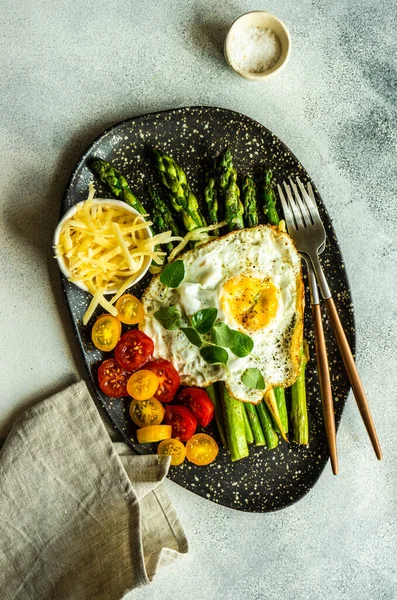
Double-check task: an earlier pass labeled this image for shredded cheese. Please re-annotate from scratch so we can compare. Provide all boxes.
[111,222,136,271]
[83,287,105,325]
[55,184,182,324]
[167,221,227,263]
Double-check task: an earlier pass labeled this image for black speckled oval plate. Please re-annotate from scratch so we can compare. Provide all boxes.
[61,106,355,513]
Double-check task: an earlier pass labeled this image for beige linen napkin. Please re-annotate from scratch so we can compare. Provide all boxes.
[0,381,188,600]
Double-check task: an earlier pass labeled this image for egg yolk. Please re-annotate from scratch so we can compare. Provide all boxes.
[220,275,279,331]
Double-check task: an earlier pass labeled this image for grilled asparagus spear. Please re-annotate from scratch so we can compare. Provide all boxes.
[221,385,249,461]
[241,175,258,227]
[148,187,179,234]
[206,383,228,449]
[261,169,280,226]
[151,148,206,231]
[150,205,169,251]
[244,403,266,446]
[217,147,233,199]
[148,187,180,254]
[256,401,279,450]
[203,170,219,233]
[224,168,244,231]
[273,387,289,435]
[90,158,146,215]
[242,404,254,444]
[290,341,310,444]
[216,147,244,230]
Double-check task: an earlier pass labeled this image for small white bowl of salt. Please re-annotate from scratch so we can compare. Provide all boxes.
[224,11,291,80]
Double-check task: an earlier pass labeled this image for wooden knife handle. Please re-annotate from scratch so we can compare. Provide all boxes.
[324,297,382,460]
[312,304,338,475]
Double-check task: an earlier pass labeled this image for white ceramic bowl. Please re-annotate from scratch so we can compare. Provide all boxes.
[224,11,291,81]
[53,198,152,294]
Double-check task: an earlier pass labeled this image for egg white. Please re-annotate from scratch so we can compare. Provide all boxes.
[140,225,304,403]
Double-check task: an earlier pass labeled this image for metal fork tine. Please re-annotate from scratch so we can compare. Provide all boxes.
[307,181,316,203]
[290,178,311,226]
[283,181,304,229]
[296,177,320,223]
[277,184,296,231]
[279,177,326,255]
[296,178,314,225]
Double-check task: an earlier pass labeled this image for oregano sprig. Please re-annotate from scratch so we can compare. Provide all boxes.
[153,301,255,368]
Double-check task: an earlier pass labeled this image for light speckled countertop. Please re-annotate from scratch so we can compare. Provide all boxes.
[1,1,396,598]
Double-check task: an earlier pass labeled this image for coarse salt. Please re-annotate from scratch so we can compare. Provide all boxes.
[230,26,281,73]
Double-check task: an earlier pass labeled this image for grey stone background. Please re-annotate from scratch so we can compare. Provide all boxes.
[1,1,396,598]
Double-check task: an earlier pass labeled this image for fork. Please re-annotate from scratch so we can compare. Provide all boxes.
[278,183,338,474]
[278,178,382,462]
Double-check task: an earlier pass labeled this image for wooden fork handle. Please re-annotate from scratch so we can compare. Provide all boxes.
[324,297,382,460]
[312,304,338,474]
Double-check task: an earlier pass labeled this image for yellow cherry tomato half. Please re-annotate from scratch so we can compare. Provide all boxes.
[115,294,144,325]
[127,370,159,400]
[157,438,186,466]
[91,314,122,352]
[186,433,219,466]
[129,397,165,428]
[137,424,172,444]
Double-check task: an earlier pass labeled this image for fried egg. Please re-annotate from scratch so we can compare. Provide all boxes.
[140,225,304,403]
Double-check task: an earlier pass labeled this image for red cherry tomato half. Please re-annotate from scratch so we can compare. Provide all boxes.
[164,405,197,442]
[98,358,130,398]
[176,388,215,427]
[145,359,180,403]
[115,330,154,372]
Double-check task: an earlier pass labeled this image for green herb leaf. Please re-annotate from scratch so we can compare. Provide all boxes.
[211,322,234,347]
[160,260,185,288]
[229,330,254,357]
[200,345,229,365]
[191,308,218,334]
[212,323,254,357]
[181,327,202,348]
[242,368,266,390]
[154,306,181,330]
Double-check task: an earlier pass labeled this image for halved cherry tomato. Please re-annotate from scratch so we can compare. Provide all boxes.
[164,405,197,442]
[157,438,186,466]
[98,358,130,398]
[186,433,219,466]
[145,359,180,403]
[91,314,122,352]
[115,294,144,325]
[127,370,159,400]
[129,397,164,427]
[177,388,214,427]
[115,330,154,371]
[137,424,172,444]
